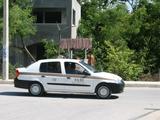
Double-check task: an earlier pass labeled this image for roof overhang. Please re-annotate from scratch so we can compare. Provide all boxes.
[60,38,92,50]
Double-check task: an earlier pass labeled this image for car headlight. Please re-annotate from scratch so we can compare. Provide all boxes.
[117,79,123,84]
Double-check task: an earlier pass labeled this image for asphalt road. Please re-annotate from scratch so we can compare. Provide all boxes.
[0,85,160,120]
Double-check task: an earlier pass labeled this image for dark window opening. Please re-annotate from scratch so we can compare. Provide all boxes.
[73,9,76,25]
[33,11,43,23]
[36,43,45,60]
[33,9,62,23]
[45,11,61,23]
[40,62,61,73]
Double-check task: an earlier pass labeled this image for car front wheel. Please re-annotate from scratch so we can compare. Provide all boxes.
[29,83,44,96]
[96,85,111,99]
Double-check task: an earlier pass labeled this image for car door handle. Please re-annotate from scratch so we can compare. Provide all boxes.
[67,77,71,79]
[41,75,46,78]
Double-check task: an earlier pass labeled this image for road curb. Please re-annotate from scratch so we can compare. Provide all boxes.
[0,80,160,88]
[125,81,160,88]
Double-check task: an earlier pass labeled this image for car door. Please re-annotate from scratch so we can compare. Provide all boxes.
[64,62,94,93]
[40,61,70,92]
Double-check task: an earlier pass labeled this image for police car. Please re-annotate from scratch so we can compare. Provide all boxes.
[14,59,125,99]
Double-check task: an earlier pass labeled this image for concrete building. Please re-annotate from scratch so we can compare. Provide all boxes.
[11,0,81,66]
[32,0,81,41]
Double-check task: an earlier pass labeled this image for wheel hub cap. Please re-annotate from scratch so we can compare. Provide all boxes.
[100,88,108,96]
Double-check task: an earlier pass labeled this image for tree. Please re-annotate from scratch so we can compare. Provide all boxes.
[104,41,143,80]
[0,0,36,77]
[9,0,36,62]
[0,0,3,38]
[126,0,160,74]
[0,0,36,62]
[78,1,143,80]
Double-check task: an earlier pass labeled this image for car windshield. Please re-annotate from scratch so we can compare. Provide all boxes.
[80,61,97,73]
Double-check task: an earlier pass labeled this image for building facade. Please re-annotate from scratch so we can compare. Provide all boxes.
[32,0,81,42]
[11,0,81,66]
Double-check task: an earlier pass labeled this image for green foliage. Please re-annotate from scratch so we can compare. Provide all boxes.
[0,63,19,79]
[9,4,36,39]
[7,0,36,62]
[79,1,145,80]
[9,64,16,79]
[9,63,22,79]
[10,0,32,8]
[104,41,143,80]
[127,0,160,73]
[93,39,143,80]
[0,0,36,40]
[42,40,59,59]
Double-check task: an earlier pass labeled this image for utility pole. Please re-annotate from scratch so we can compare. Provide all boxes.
[57,24,61,56]
[2,0,9,80]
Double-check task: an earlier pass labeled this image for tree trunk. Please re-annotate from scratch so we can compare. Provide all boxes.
[21,37,36,62]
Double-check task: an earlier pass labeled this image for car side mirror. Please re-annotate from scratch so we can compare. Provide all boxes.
[83,70,90,76]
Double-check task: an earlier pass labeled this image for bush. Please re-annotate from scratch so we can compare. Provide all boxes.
[42,39,59,58]
[9,64,18,79]
[96,41,143,81]
[0,63,18,79]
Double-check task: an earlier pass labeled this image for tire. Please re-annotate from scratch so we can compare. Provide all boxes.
[29,83,44,96]
[96,84,111,99]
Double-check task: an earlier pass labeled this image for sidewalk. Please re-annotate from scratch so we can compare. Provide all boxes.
[0,79,14,84]
[0,79,160,87]
[125,81,160,88]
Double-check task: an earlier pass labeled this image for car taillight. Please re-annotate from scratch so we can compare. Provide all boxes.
[16,70,20,77]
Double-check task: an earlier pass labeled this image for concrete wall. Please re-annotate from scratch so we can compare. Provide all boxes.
[31,0,81,43]
[30,0,73,46]
[71,0,81,39]
[33,0,67,8]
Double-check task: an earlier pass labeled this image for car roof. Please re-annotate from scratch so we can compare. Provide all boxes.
[37,59,80,63]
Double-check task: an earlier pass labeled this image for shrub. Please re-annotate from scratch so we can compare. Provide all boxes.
[9,64,18,79]
[97,41,143,81]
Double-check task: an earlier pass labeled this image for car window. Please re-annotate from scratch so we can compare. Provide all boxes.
[80,61,97,72]
[40,62,61,73]
[65,62,87,75]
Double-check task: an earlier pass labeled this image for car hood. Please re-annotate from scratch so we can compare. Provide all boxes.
[92,72,122,80]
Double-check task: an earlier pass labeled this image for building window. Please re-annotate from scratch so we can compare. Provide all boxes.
[33,9,62,23]
[72,9,76,25]
[45,11,61,23]
[33,11,43,23]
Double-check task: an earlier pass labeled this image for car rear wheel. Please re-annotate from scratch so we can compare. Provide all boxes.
[96,85,111,99]
[29,83,44,96]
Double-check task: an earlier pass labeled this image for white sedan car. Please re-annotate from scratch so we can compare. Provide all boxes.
[14,59,125,99]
